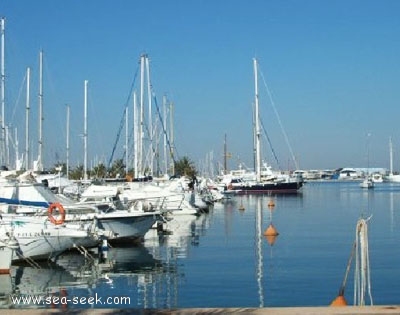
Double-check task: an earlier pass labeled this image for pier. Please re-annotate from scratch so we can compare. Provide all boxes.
[6,306,400,314]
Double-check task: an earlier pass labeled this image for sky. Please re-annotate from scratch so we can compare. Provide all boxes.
[1,0,400,174]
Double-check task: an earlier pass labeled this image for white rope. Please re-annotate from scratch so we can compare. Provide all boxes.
[354,216,373,306]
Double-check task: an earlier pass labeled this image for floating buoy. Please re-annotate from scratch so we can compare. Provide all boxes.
[238,203,245,211]
[264,223,279,236]
[330,294,347,306]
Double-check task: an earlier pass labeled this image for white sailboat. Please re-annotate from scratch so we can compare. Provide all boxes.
[119,180,200,216]
[220,58,304,194]
[360,177,374,189]
[0,175,160,242]
[360,133,374,189]
[0,214,96,262]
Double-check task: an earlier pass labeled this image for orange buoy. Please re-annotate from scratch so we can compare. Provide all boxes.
[330,294,347,306]
[264,223,279,236]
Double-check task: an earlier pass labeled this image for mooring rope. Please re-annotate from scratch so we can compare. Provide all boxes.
[354,216,373,306]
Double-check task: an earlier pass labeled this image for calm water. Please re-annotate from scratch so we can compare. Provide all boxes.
[3,181,400,309]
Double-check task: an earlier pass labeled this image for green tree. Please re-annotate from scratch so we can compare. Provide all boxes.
[174,156,197,178]
[91,163,107,178]
[108,159,125,178]
[69,165,84,180]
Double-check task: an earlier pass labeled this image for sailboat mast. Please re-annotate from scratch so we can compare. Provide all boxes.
[66,104,70,178]
[224,133,228,175]
[139,55,145,178]
[38,49,44,171]
[15,127,20,170]
[253,58,261,182]
[145,55,153,175]
[163,94,168,175]
[5,125,8,166]
[1,17,5,166]
[133,91,138,178]
[125,106,128,174]
[83,80,88,181]
[25,67,31,170]
[389,137,393,175]
[170,101,175,175]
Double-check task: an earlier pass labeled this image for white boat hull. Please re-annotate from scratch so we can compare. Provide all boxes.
[0,215,91,262]
[360,179,374,189]
[65,211,160,241]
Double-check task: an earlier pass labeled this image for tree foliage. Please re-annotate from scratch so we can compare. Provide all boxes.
[91,163,107,178]
[69,164,84,180]
[108,159,125,178]
[174,156,197,178]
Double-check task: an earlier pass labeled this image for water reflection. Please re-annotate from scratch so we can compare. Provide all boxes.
[4,182,398,309]
[255,197,264,307]
[0,274,12,307]
[0,210,211,309]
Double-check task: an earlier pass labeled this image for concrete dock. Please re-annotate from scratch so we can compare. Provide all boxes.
[4,306,400,314]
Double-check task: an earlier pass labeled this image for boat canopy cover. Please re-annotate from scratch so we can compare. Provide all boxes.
[0,197,50,208]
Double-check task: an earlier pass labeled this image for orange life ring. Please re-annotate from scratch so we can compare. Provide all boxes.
[48,203,66,225]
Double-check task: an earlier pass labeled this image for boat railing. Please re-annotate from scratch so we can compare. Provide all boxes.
[124,193,185,213]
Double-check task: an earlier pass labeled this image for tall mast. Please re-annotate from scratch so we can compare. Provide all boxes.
[66,104,70,178]
[139,54,145,178]
[1,17,5,166]
[252,102,256,172]
[15,127,20,170]
[125,106,128,174]
[5,125,8,165]
[83,80,88,181]
[37,49,44,171]
[389,137,393,176]
[169,101,175,175]
[253,58,261,182]
[163,94,168,175]
[145,55,153,175]
[133,91,138,178]
[25,67,31,170]
[224,133,227,174]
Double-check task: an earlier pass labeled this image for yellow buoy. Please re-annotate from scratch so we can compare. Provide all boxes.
[264,223,279,236]
[330,294,347,306]
[238,204,245,211]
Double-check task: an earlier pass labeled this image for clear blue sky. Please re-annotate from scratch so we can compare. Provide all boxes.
[1,0,400,173]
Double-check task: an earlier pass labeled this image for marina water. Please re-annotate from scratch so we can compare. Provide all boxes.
[3,181,400,309]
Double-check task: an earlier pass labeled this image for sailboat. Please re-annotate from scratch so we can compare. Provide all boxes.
[360,176,374,189]
[360,133,374,189]
[221,58,304,194]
